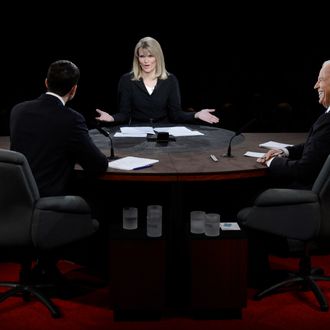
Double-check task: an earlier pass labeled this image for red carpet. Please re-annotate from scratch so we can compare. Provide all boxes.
[1,256,330,330]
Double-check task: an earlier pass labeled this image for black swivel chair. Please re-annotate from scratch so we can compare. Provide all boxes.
[237,154,330,311]
[0,149,99,317]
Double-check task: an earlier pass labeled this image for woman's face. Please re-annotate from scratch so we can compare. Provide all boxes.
[138,48,156,74]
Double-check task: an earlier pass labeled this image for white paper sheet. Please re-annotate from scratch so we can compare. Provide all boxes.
[154,127,204,136]
[108,156,159,170]
[120,127,155,134]
[220,222,241,231]
[259,141,293,150]
[244,151,265,158]
[114,132,147,137]
[114,126,204,137]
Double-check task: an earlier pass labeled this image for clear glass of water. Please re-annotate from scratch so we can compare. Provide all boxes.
[147,205,162,237]
[190,210,205,234]
[204,213,220,236]
[122,207,138,230]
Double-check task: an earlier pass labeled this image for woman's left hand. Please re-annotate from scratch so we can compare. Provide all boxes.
[195,109,219,124]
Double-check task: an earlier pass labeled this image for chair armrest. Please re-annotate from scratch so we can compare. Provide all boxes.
[255,189,318,206]
[35,196,91,213]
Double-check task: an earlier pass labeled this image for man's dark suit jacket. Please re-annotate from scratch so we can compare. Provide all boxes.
[269,111,330,188]
[10,94,108,197]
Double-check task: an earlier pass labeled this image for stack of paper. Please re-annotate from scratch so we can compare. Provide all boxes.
[259,141,293,149]
[108,156,159,170]
[114,127,154,137]
[244,151,265,158]
[113,126,204,138]
[154,127,204,137]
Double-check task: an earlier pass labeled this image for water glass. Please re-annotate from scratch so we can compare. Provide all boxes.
[123,207,138,230]
[147,205,162,237]
[204,213,220,236]
[190,210,205,234]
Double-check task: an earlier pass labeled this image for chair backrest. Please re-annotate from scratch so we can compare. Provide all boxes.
[312,154,330,239]
[0,149,40,246]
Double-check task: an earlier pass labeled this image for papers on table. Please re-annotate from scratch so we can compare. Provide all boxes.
[113,126,204,138]
[220,222,241,231]
[245,140,293,158]
[108,156,159,170]
[114,127,153,137]
[114,132,147,137]
[154,127,204,137]
[244,151,265,158]
[259,141,293,150]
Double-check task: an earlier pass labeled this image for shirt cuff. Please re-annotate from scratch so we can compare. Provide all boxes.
[266,158,274,167]
[266,148,287,167]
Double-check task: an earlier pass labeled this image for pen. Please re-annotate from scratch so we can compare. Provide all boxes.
[210,154,218,162]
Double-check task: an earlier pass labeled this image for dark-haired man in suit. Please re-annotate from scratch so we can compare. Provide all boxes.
[10,60,108,197]
[10,60,108,283]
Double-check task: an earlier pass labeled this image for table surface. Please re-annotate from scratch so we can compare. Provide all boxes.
[0,126,307,182]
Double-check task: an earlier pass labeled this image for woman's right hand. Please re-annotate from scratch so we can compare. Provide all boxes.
[95,109,114,122]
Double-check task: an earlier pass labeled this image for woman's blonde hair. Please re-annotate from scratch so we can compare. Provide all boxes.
[131,36,168,80]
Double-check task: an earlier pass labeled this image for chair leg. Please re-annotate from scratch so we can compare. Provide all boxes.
[307,277,329,312]
[255,274,330,312]
[0,286,23,301]
[254,276,304,300]
[0,283,60,318]
[27,286,61,317]
[310,275,330,311]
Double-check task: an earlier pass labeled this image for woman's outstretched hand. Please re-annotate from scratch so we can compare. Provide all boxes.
[95,109,114,122]
[195,109,219,124]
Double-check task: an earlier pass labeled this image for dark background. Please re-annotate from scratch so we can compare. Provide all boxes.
[0,4,327,135]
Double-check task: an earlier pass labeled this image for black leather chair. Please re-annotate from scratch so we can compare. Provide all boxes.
[0,149,99,317]
[237,154,330,311]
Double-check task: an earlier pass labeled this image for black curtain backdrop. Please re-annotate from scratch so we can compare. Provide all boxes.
[0,4,327,135]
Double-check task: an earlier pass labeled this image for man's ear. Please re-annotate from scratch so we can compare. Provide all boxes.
[68,84,77,100]
[71,84,77,95]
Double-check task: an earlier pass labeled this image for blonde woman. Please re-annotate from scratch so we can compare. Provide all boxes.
[96,36,219,125]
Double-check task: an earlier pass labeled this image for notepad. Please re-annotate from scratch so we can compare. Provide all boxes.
[154,127,204,137]
[259,141,293,150]
[244,151,265,158]
[220,222,241,231]
[108,156,159,170]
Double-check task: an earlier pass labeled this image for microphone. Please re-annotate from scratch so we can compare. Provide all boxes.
[223,118,256,157]
[95,125,118,160]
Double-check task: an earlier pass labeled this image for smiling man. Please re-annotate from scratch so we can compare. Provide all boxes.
[256,60,330,189]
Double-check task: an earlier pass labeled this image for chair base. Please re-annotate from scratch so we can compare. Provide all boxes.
[0,281,60,318]
[255,274,330,312]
